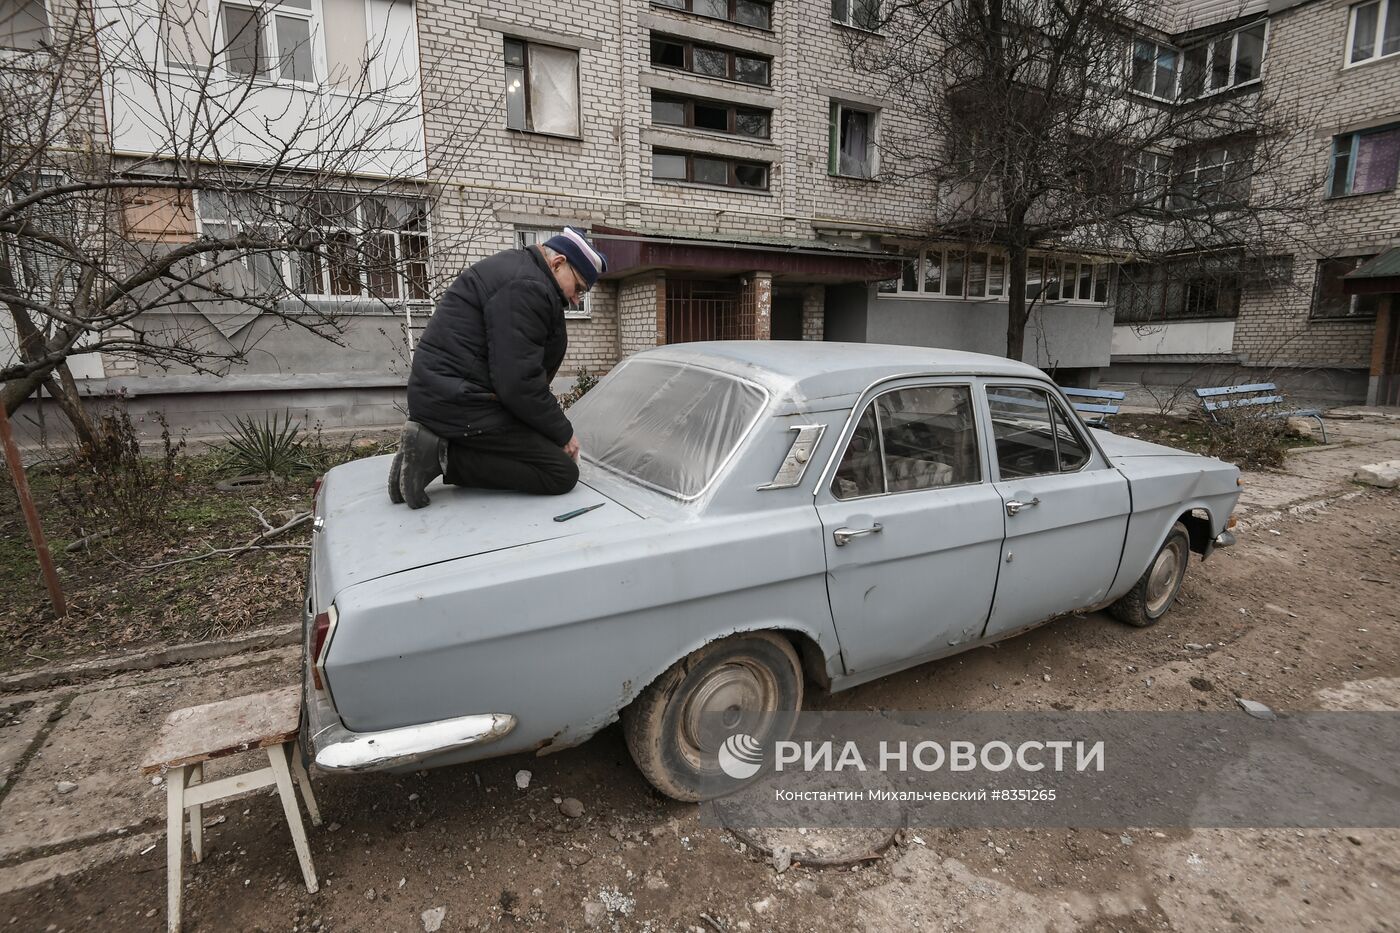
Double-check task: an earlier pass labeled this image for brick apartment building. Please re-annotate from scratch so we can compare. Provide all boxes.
[1109,0,1400,405]
[3,0,1397,439]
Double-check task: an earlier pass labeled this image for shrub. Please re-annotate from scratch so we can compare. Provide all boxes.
[559,370,600,410]
[218,412,309,478]
[1200,407,1289,469]
[56,408,187,530]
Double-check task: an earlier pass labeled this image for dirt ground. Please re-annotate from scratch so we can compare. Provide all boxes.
[3,482,1397,932]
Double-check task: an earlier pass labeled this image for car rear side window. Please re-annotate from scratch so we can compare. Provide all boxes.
[832,385,980,500]
[570,359,768,499]
[987,385,1090,478]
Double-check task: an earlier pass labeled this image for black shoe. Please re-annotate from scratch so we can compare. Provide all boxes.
[398,421,443,510]
[387,449,405,505]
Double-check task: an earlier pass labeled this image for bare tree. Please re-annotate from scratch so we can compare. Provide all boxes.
[843,0,1324,361]
[0,0,493,446]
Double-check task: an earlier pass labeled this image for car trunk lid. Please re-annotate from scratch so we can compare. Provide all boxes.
[311,454,644,604]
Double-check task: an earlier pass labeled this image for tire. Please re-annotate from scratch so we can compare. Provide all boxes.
[1110,522,1191,627]
[623,632,803,802]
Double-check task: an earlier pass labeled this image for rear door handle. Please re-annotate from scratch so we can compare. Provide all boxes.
[1005,497,1041,516]
[833,523,883,546]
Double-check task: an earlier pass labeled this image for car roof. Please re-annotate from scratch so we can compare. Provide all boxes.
[635,341,1049,406]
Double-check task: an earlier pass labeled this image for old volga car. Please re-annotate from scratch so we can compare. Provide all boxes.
[303,342,1240,800]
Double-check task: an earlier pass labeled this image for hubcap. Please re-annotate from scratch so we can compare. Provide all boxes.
[678,660,778,770]
[1144,538,1187,616]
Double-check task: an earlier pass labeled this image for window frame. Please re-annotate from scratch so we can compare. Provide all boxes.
[214,0,320,87]
[878,249,1111,304]
[651,148,770,191]
[830,0,882,33]
[1171,141,1254,211]
[195,189,433,304]
[985,384,1095,481]
[1346,0,1400,66]
[1310,255,1382,320]
[0,0,50,51]
[515,227,593,318]
[828,100,880,179]
[1129,37,1180,101]
[1326,123,1400,198]
[649,34,772,86]
[829,382,984,502]
[1179,19,1268,99]
[649,91,772,139]
[649,0,773,31]
[503,37,583,138]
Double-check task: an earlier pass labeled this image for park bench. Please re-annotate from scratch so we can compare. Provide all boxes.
[1060,387,1126,428]
[141,684,320,933]
[1194,383,1328,443]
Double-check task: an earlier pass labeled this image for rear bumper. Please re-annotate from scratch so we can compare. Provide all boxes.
[307,698,517,772]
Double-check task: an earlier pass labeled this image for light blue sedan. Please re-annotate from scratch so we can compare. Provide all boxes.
[302,342,1240,800]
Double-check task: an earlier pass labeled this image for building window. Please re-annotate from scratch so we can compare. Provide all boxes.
[652,149,769,190]
[650,0,772,30]
[504,38,581,137]
[1312,257,1382,319]
[879,249,1108,302]
[1347,0,1400,66]
[1125,150,1172,208]
[650,92,771,138]
[649,35,771,86]
[0,0,49,49]
[1116,261,1241,323]
[197,191,431,302]
[1172,142,1253,210]
[831,0,881,31]
[216,0,316,83]
[1130,38,1179,100]
[516,227,593,317]
[829,102,878,179]
[1180,21,1267,97]
[1327,124,1400,197]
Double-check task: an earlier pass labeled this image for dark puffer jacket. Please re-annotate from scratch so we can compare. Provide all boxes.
[407,246,572,445]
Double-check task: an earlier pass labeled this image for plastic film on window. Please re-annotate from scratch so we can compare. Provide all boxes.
[569,358,770,501]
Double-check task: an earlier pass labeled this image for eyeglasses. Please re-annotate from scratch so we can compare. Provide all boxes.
[570,265,592,296]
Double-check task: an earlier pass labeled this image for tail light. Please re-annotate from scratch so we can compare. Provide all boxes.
[311,605,337,690]
[312,475,325,503]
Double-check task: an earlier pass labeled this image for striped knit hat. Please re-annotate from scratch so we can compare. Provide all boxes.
[543,226,608,288]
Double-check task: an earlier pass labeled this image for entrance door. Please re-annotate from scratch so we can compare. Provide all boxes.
[980,383,1131,640]
[772,293,803,340]
[817,382,1005,674]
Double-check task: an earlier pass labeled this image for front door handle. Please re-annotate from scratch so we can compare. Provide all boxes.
[1005,497,1041,516]
[833,523,883,546]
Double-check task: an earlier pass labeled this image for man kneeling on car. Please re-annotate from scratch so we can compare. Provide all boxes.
[389,226,607,509]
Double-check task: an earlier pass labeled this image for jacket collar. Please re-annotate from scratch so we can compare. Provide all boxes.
[526,245,568,308]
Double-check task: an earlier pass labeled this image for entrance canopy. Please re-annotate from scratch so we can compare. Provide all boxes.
[1343,248,1400,295]
[592,225,902,284]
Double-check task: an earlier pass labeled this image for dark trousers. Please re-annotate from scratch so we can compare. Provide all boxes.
[443,425,579,496]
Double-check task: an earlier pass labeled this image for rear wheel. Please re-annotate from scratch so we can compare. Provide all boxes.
[1110,522,1191,627]
[623,632,803,802]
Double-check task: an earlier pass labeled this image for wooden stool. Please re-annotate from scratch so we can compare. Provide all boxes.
[141,684,321,933]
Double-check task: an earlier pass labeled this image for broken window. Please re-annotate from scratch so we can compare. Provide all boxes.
[649,92,772,138]
[1312,256,1382,319]
[650,34,772,85]
[652,150,769,189]
[829,102,877,178]
[504,38,581,137]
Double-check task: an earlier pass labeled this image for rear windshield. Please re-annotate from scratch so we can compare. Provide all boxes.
[570,359,769,499]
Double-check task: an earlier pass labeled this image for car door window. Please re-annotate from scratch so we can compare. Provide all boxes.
[833,385,980,499]
[987,385,1091,478]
